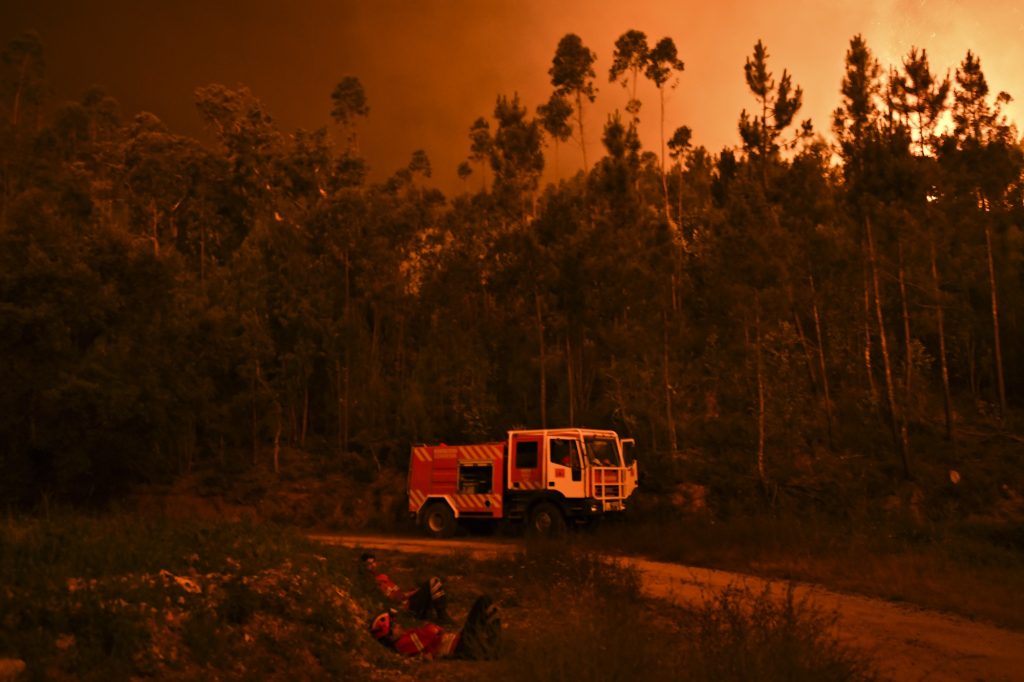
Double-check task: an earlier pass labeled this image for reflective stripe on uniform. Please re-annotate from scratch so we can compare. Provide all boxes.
[439,632,460,657]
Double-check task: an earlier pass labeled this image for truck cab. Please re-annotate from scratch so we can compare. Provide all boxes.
[504,428,637,531]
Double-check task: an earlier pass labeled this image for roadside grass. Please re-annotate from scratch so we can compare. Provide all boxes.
[583,515,1024,630]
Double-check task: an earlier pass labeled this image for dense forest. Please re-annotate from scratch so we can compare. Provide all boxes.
[1,29,1021,514]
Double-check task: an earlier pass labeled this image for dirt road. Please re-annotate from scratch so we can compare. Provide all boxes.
[312,534,1024,682]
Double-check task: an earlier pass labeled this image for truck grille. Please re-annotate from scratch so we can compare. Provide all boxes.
[591,468,625,500]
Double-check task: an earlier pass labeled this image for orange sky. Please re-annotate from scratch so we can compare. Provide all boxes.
[3,0,1022,193]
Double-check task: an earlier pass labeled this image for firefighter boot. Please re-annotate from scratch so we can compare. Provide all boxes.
[455,595,500,660]
[430,576,454,625]
[479,598,501,659]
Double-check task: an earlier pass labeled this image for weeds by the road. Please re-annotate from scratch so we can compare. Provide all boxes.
[583,514,1024,630]
[398,538,877,682]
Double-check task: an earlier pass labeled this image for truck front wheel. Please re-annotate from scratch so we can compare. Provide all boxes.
[528,502,566,537]
[421,502,456,538]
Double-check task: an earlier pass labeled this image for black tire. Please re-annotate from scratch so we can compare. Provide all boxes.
[421,502,457,538]
[527,501,566,537]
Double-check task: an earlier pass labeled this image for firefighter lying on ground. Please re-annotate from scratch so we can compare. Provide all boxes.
[360,552,452,624]
[369,594,501,660]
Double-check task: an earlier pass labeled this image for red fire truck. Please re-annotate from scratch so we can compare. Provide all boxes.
[408,428,638,537]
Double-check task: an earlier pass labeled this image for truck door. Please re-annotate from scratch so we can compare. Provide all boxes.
[508,434,543,491]
[547,436,585,499]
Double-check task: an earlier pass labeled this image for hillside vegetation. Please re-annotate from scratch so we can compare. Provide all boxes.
[1,30,1022,523]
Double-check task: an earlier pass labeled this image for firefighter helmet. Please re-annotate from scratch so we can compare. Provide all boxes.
[370,610,393,639]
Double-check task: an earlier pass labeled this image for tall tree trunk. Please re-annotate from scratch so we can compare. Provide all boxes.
[867,216,912,478]
[301,383,309,447]
[809,274,834,450]
[342,356,350,450]
[10,54,30,128]
[984,218,1007,419]
[199,223,206,283]
[251,364,260,466]
[929,238,954,441]
[566,335,575,426]
[272,399,282,475]
[676,167,685,233]
[862,250,879,407]
[576,90,588,170]
[150,201,160,256]
[659,89,672,227]
[663,311,677,452]
[897,236,913,398]
[535,289,547,429]
[895,235,913,463]
[342,250,351,452]
[789,291,819,396]
[755,293,767,488]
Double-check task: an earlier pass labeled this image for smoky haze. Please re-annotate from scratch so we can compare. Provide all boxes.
[3,0,1022,194]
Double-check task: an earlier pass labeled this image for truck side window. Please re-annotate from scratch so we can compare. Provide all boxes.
[514,440,538,469]
[459,464,493,493]
[550,439,579,467]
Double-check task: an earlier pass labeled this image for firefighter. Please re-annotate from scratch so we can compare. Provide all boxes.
[369,595,501,660]
[360,552,452,623]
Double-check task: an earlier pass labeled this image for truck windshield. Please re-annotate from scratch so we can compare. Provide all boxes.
[583,436,621,467]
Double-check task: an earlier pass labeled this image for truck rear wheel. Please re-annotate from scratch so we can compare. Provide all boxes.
[422,502,456,538]
[528,502,566,537]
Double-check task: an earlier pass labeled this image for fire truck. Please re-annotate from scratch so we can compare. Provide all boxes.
[408,428,638,537]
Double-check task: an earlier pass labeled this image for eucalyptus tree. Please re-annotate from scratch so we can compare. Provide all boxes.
[644,37,686,216]
[459,116,493,191]
[0,31,46,223]
[664,125,697,446]
[668,125,692,228]
[486,93,547,420]
[121,111,227,288]
[609,29,650,123]
[330,75,368,155]
[489,93,545,221]
[0,30,45,131]
[578,115,666,433]
[194,84,304,468]
[194,84,283,250]
[548,33,597,170]
[536,93,573,178]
